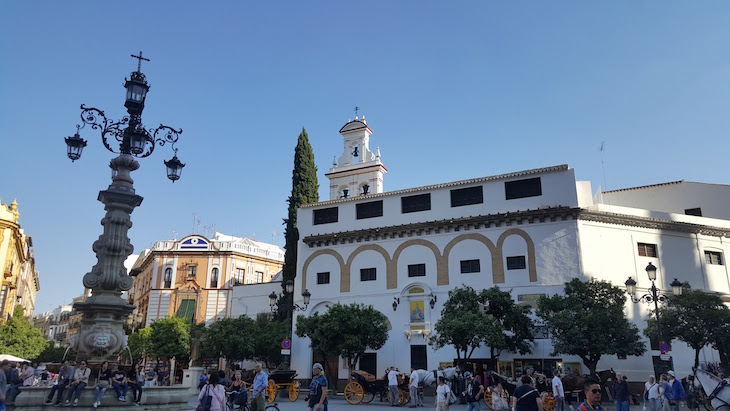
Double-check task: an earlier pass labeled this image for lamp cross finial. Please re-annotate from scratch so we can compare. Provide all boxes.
[130,51,150,72]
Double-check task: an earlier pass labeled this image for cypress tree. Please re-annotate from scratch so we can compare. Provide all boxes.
[282,128,319,301]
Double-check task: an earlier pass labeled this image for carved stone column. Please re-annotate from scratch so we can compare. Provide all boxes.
[71,154,142,362]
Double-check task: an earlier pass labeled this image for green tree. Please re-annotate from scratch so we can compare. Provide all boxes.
[429,286,505,366]
[34,345,72,363]
[201,316,256,362]
[148,317,190,361]
[537,278,646,375]
[0,306,47,359]
[281,128,319,310]
[128,327,152,362]
[296,303,388,376]
[644,286,730,368]
[252,314,287,368]
[480,287,535,359]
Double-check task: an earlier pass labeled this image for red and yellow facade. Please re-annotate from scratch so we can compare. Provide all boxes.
[0,198,39,320]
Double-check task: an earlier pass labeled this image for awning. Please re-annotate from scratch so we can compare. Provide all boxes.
[177,299,196,322]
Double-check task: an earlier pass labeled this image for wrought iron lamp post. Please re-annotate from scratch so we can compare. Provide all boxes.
[269,280,311,369]
[64,52,185,363]
[625,262,683,344]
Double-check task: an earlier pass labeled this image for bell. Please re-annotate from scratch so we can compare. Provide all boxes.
[352,146,359,157]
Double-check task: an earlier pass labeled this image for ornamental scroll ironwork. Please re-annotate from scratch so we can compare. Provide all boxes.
[79,104,182,157]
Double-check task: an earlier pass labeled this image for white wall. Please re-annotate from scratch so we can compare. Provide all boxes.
[230,281,282,319]
[601,182,730,220]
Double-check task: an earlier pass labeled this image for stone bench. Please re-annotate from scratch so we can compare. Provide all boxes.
[11,385,190,411]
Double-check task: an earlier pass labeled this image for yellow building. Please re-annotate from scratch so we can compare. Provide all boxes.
[0,198,39,320]
[128,232,284,327]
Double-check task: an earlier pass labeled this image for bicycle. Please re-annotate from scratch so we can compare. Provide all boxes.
[226,390,280,411]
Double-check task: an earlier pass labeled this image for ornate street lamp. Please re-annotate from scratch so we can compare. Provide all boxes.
[63,52,186,363]
[270,281,311,370]
[625,262,682,345]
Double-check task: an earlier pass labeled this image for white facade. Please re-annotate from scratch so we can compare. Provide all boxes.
[290,125,730,385]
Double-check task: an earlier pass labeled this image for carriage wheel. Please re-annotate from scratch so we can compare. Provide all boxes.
[484,391,494,409]
[543,394,556,411]
[345,382,364,405]
[266,379,277,403]
[288,381,300,402]
[387,389,405,405]
[400,388,410,405]
[362,391,375,404]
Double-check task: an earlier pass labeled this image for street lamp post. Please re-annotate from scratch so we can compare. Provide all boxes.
[64,52,186,363]
[625,262,683,345]
[269,280,311,369]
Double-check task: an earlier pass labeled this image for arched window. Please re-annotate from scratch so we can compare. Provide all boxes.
[164,268,172,288]
[211,268,219,288]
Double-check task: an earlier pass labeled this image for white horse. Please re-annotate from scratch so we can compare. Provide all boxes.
[693,369,730,411]
[415,367,460,404]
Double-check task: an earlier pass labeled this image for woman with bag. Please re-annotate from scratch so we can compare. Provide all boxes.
[198,372,225,411]
[644,375,659,411]
[93,362,112,408]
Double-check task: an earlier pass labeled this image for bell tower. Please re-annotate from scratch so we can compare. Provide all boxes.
[325,115,387,200]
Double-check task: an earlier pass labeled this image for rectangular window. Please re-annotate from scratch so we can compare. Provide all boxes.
[705,251,724,265]
[408,264,426,277]
[313,207,338,225]
[188,266,197,277]
[450,186,483,207]
[356,200,384,219]
[460,259,481,274]
[234,268,245,285]
[360,268,377,281]
[506,256,526,270]
[505,177,542,200]
[401,193,431,214]
[685,208,702,217]
[317,272,330,284]
[255,271,264,283]
[637,243,658,258]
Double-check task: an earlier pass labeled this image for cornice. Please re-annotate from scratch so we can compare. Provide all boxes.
[302,207,730,248]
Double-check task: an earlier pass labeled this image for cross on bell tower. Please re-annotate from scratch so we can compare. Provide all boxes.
[130,51,150,72]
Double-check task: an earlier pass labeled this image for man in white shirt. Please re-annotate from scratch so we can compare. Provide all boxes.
[409,367,420,408]
[388,366,399,406]
[435,376,451,411]
[552,370,565,411]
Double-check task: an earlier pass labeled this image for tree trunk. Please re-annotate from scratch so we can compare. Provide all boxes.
[694,349,700,369]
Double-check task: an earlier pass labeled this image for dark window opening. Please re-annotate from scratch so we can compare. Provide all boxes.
[460,259,481,274]
[317,272,330,284]
[638,243,658,258]
[188,266,197,277]
[314,207,338,225]
[234,268,245,285]
[357,200,384,219]
[506,256,526,270]
[685,208,702,217]
[705,251,724,265]
[402,193,431,214]
[408,264,426,277]
[505,177,542,200]
[360,268,377,281]
[164,268,172,288]
[211,268,219,288]
[450,186,484,207]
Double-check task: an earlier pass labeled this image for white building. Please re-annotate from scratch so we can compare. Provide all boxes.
[288,117,730,386]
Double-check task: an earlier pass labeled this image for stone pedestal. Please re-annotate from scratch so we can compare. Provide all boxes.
[13,385,190,411]
[183,366,205,395]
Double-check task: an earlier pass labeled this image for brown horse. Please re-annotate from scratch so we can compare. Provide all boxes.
[561,369,615,404]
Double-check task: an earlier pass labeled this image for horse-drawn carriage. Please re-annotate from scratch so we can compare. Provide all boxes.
[344,370,411,405]
[691,369,730,411]
[265,370,300,402]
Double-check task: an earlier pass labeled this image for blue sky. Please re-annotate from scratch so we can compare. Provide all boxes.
[2,1,729,314]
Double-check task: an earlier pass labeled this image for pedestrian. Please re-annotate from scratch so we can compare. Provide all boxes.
[388,366,399,406]
[198,371,225,411]
[658,374,667,411]
[45,361,74,405]
[492,382,510,411]
[218,370,227,388]
[644,375,660,411]
[198,369,209,391]
[0,360,10,411]
[512,375,542,411]
[250,363,268,411]
[144,366,157,387]
[408,367,419,408]
[65,360,91,407]
[158,367,170,387]
[435,376,451,411]
[21,362,36,387]
[662,371,684,411]
[552,370,565,411]
[111,364,129,402]
[612,372,631,411]
[93,361,112,408]
[576,380,605,411]
[127,364,142,406]
[463,371,484,411]
[307,363,328,411]
[225,370,246,409]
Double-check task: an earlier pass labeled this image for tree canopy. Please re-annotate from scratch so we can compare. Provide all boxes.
[644,285,730,368]
[201,316,256,362]
[430,286,531,365]
[0,306,47,360]
[296,303,388,374]
[282,128,319,306]
[148,317,190,361]
[537,278,647,375]
[127,326,152,362]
